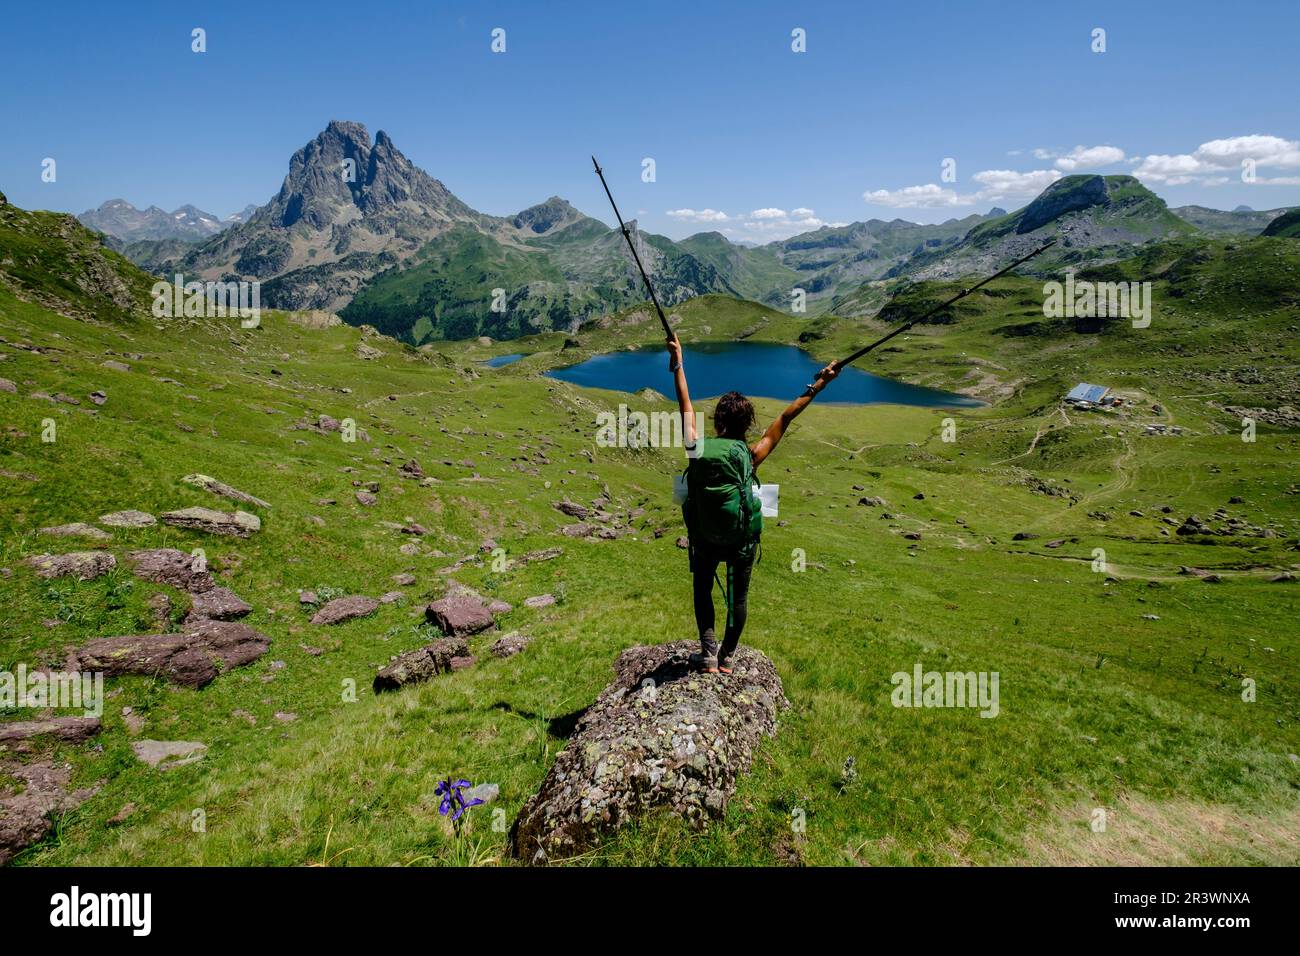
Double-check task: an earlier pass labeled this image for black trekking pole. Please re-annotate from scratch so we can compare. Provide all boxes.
[832,239,1057,370]
[592,155,676,341]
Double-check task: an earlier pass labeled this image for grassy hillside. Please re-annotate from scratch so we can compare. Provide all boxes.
[2,207,1297,867]
[1172,204,1296,236]
[341,220,736,344]
[1262,208,1300,238]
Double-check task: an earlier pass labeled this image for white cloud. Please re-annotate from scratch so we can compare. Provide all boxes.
[1132,134,1300,187]
[672,205,833,241]
[1053,145,1126,171]
[970,168,1063,199]
[665,208,730,222]
[1193,134,1300,169]
[863,183,966,208]
[864,170,1061,209]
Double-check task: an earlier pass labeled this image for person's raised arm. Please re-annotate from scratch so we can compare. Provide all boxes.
[750,361,840,467]
[667,336,697,448]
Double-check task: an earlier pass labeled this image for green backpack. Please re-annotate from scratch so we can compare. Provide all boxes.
[682,437,763,554]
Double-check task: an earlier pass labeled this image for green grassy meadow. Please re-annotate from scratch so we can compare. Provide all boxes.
[1,231,1298,866]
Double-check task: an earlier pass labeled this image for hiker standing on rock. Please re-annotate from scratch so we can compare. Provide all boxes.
[667,335,839,673]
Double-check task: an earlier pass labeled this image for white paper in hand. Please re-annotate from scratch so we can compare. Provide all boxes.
[757,483,779,517]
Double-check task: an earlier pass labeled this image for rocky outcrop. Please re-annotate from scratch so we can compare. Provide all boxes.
[98,509,156,528]
[509,641,788,864]
[373,637,470,691]
[160,507,261,537]
[73,620,270,689]
[0,716,102,743]
[181,473,271,509]
[0,760,99,865]
[127,548,215,593]
[25,551,115,581]
[38,522,111,541]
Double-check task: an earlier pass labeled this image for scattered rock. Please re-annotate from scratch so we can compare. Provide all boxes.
[161,507,260,537]
[372,637,470,691]
[0,716,102,743]
[554,500,590,519]
[490,632,532,658]
[1176,515,1211,536]
[25,550,115,581]
[425,597,495,637]
[98,509,156,528]
[857,496,886,507]
[355,491,378,506]
[74,620,270,688]
[39,522,111,541]
[185,586,252,622]
[131,739,207,769]
[299,590,319,605]
[181,473,271,509]
[392,573,416,586]
[1012,532,1039,541]
[508,640,788,864]
[676,536,690,549]
[311,595,379,626]
[107,803,137,826]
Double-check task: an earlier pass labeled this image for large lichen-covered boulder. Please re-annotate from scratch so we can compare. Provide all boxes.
[508,640,788,864]
[160,507,261,537]
[72,620,270,689]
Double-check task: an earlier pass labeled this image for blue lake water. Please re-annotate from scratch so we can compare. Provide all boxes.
[484,353,524,368]
[545,341,982,407]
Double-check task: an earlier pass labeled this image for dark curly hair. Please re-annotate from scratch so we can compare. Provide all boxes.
[712,391,755,440]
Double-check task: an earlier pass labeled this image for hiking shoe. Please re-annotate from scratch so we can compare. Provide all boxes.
[688,652,719,673]
[717,652,735,674]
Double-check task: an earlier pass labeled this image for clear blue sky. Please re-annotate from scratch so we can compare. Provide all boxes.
[3,0,1298,241]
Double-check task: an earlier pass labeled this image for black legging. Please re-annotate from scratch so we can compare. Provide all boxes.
[691,544,755,659]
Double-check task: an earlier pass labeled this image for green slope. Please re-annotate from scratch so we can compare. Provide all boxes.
[2,202,1298,868]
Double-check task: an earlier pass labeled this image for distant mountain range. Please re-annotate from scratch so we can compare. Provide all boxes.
[77,199,255,242]
[71,120,1298,341]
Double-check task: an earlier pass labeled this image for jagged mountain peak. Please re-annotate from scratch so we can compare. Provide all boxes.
[274,120,460,229]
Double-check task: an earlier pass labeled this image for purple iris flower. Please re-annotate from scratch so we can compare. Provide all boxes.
[435,777,485,821]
